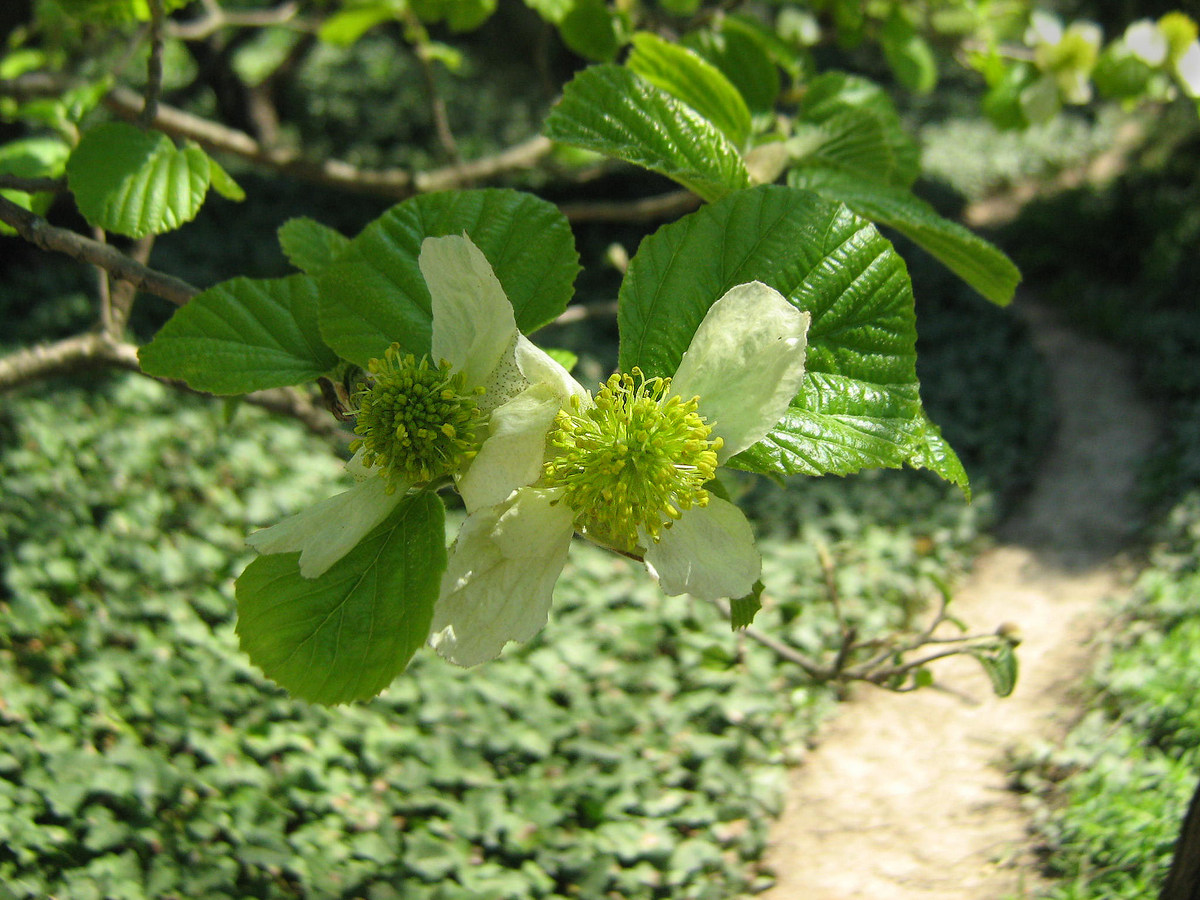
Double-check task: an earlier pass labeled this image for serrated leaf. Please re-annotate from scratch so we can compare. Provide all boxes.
[729,581,763,630]
[627,32,751,148]
[138,274,339,393]
[791,110,901,184]
[318,189,578,366]
[236,492,445,705]
[970,643,1019,697]
[618,184,935,479]
[788,165,1020,306]
[683,16,783,112]
[544,65,750,202]
[278,217,350,276]
[909,411,970,499]
[796,72,920,188]
[67,121,211,238]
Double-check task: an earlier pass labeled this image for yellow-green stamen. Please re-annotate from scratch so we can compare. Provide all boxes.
[542,368,722,553]
[349,344,486,491]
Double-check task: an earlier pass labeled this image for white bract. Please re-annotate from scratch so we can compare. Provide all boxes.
[245,233,582,577]
[430,280,811,666]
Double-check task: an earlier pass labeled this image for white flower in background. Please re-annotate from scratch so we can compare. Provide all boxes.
[246,233,582,577]
[431,280,811,666]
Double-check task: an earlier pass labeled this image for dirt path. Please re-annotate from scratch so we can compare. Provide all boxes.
[760,302,1160,899]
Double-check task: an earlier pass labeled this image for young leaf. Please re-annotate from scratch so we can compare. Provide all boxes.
[969,643,1019,698]
[206,153,245,201]
[278,217,350,276]
[66,121,212,238]
[789,166,1020,306]
[236,492,445,705]
[558,0,625,62]
[138,274,339,393]
[618,184,934,479]
[627,32,752,148]
[544,65,750,203]
[318,189,578,367]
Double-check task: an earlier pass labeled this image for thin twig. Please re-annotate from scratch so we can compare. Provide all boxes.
[140,0,166,128]
[559,190,701,224]
[0,195,200,306]
[0,175,66,194]
[168,1,305,40]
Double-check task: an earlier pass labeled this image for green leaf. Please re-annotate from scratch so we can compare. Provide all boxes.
[521,0,573,24]
[236,492,445,705]
[318,189,578,367]
[544,65,749,202]
[138,274,339,393]
[881,13,938,93]
[788,165,1020,306]
[618,184,932,479]
[66,122,211,238]
[729,581,763,630]
[627,32,751,148]
[558,0,626,62]
[0,136,70,236]
[318,2,401,46]
[278,217,350,276]
[909,412,970,499]
[683,16,783,112]
[790,110,903,185]
[206,153,245,201]
[411,0,496,31]
[796,72,920,187]
[969,643,1019,698]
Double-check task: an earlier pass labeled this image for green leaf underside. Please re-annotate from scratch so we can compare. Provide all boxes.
[236,492,446,705]
[318,189,579,367]
[789,166,1020,306]
[66,121,211,238]
[138,274,338,394]
[543,65,750,203]
[618,185,931,479]
[278,217,351,276]
[627,32,752,148]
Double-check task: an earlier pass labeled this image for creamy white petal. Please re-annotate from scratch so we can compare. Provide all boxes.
[420,233,516,387]
[671,281,810,461]
[430,488,575,667]
[245,473,406,578]
[515,334,590,405]
[1177,41,1200,97]
[643,496,760,601]
[456,383,563,513]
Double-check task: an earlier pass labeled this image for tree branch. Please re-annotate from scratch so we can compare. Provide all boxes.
[559,190,701,224]
[0,333,142,391]
[0,195,201,306]
[168,1,305,40]
[102,85,552,199]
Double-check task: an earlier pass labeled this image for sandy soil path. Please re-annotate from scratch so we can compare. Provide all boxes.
[760,302,1160,899]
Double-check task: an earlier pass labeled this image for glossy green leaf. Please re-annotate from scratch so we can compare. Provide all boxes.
[908,412,970,499]
[791,110,902,185]
[67,122,211,238]
[796,72,920,188]
[138,274,339,393]
[627,32,751,148]
[318,189,578,366]
[544,65,749,202]
[236,492,445,705]
[619,185,942,479]
[278,217,350,276]
[788,165,1020,306]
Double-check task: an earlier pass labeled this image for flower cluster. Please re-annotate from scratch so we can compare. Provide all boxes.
[246,234,810,669]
